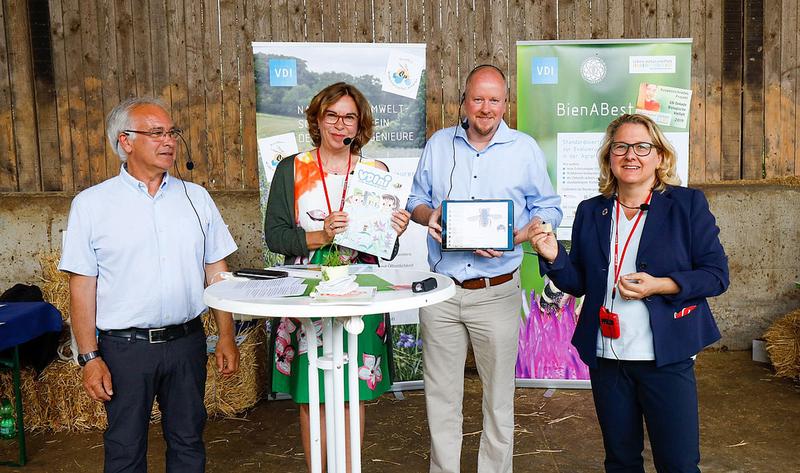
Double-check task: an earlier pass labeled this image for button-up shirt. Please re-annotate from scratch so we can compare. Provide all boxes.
[59,165,237,330]
[407,120,562,280]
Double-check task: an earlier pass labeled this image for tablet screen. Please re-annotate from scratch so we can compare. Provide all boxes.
[441,199,514,251]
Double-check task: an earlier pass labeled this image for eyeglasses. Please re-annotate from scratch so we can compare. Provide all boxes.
[610,142,656,157]
[322,111,358,127]
[123,127,183,140]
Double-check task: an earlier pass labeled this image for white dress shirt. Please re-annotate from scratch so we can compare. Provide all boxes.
[59,165,237,330]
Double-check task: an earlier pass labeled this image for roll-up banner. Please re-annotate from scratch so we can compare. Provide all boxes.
[253,42,428,390]
[515,39,692,388]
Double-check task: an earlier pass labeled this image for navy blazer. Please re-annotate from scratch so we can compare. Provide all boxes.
[540,186,729,368]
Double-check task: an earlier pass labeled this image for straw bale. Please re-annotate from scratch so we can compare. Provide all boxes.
[38,251,70,323]
[202,314,268,418]
[764,308,800,379]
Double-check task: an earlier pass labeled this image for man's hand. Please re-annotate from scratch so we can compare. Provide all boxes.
[206,258,240,377]
[474,249,503,258]
[82,358,113,402]
[424,205,443,243]
[214,334,240,377]
[513,217,543,245]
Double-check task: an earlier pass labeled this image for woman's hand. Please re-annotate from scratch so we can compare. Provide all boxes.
[617,272,679,300]
[392,209,412,236]
[530,220,558,263]
[323,211,349,242]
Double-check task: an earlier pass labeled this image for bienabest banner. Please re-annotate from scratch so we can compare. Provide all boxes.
[252,42,428,387]
[515,39,693,387]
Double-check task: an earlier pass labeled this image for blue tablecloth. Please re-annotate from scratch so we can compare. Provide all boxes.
[0,302,63,351]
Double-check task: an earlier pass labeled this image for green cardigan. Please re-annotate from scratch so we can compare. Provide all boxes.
[264,154,309,260]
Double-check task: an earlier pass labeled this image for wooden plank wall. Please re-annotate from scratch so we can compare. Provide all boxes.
[0,0,798,192]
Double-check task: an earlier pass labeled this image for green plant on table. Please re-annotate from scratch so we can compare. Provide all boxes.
[320,244,348,267]
[319,244,350,281]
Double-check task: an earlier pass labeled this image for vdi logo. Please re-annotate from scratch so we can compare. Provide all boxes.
[269,59,297,87]
[531,57,558,85]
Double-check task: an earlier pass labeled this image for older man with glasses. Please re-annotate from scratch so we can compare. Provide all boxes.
[59,97,240,473]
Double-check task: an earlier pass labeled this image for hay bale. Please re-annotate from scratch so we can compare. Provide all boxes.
[36,361,108,431]
[38,251,70,323]
[202,314,267,418]
[0,362,106,432]
[764,308,800,379]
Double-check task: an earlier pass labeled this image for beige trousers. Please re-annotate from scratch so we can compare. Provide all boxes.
[420,271,521,473]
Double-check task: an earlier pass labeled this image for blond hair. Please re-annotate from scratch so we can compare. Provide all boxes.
[597,113,680,197]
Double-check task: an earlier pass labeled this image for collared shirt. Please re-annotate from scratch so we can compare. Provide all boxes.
[407,120,562,280]
[596,209,655,360]
[59,165,237,330]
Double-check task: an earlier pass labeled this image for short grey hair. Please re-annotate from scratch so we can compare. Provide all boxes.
[106,96,169,161]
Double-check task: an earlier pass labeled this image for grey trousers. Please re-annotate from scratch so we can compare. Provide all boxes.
[420,271,521,473]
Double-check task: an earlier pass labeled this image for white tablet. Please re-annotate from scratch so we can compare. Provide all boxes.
[441,199,514,251]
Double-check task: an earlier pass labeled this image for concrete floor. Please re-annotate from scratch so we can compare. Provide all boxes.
[1,350,798,472]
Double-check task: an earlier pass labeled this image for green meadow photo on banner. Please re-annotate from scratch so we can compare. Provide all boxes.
[515,39,692,387]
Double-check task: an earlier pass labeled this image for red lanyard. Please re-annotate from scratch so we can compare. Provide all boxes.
[611,192,652,299]
[316,148,352,214]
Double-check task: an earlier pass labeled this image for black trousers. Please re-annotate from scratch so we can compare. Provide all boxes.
[590,358,700,473]
[99,329,208,473]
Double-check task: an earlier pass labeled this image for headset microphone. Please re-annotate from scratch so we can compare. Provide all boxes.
[343,137,353,146]
[177,131,194,171]
[614,194,650,211]
[458,92,469,130]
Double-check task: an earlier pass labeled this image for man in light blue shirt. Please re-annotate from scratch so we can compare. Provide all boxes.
[407,65,561,473]
[59,97,239,473]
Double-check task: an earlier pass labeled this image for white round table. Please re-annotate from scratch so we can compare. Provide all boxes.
[204,267,454,473]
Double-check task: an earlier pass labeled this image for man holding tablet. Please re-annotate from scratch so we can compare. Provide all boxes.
[407,64,561,473]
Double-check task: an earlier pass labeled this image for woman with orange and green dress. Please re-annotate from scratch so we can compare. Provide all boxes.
[264,82,411,472]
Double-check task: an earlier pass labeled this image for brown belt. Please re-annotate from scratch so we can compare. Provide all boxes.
[452,272,514,290]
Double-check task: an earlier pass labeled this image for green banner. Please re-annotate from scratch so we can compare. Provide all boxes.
[515,39,692,385]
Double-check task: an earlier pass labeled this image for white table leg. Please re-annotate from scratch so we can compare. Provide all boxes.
[347,316,362,473]
[302,319,323,473]
[331,319,347,472]
[322,318,336,471]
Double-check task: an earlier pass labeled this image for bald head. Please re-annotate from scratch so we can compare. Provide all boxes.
[464,65,507,98]
[462,65,507,140]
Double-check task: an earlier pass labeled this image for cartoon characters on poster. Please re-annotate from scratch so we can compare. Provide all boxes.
[341,189,401,255]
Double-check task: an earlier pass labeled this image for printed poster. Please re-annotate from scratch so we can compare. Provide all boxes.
[516,39,693,387]
[335,163,412,260]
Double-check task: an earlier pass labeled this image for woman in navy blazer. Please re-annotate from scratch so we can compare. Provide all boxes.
[531,114,729,473]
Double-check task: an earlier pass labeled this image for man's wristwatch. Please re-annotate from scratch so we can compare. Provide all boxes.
[77,350,102,367]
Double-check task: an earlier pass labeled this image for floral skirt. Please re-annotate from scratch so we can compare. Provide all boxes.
[271,314,391,403]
